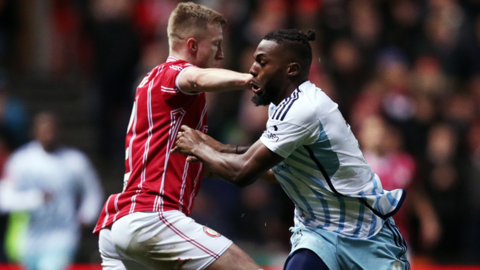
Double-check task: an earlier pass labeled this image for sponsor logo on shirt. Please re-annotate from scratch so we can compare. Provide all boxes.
[264,130,279,142]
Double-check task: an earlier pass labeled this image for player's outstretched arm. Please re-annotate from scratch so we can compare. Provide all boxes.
[177,67,253,93]
[172,125,283,187]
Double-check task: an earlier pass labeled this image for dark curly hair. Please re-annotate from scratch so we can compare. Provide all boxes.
[263,29,316,76]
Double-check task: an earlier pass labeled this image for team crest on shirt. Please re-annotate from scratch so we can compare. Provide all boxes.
[203,227,221,237]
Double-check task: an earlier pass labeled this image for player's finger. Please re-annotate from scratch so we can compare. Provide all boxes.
[171,146,179,153]
[186,156,200,163]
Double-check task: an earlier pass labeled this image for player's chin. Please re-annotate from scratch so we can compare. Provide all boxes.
[251,92,269,106]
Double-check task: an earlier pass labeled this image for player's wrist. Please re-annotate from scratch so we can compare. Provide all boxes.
[243,74,253,89]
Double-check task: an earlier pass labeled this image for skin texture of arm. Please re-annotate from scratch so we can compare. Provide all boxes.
[177,67,253,93]
[185,131,249,163]
[173,125,283,187]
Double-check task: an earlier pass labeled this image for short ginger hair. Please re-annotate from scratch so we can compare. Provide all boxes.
[167,2,226,48]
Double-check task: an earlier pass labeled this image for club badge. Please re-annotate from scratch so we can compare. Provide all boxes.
[203,227,221,237]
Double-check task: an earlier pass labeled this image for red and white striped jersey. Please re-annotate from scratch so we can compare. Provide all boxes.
[94,57,207,234]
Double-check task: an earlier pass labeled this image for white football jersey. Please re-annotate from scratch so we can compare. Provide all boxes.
[260,81,405,239]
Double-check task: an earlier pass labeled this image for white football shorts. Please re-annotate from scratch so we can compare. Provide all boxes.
[99,211,233,270]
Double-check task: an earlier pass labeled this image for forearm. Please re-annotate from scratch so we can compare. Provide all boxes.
[182,68,252,93]
[0,182,45,212]
[196,131,250,154]
[220,144,250,154]
[193,144,255,186]
[173,126,283,186]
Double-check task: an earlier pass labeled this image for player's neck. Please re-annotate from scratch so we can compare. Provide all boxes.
[168,46,191,63]
[281,78,307,99]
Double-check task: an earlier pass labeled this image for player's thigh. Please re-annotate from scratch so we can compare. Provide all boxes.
[111,211,236,270]
[336,219,410,270]
[99,228,149,270]
[284,249,329,270]
[205,243,260,270]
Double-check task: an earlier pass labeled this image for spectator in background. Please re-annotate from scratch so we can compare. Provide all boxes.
[88,0,140,159]
[421,123,466,263]
[359,115,440,256]
[0,129,13,263]
[0,111,103,270]
[0,70,28,149]
[0,0,19,67]
[463,120,480,262]
[0,71,28,263]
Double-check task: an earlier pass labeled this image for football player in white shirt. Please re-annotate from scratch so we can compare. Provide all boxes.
[0,112,103,270]
[173,29,409,270]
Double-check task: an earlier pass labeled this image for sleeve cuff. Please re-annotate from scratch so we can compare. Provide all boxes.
[175,67,200,95]
[260,137,290,158]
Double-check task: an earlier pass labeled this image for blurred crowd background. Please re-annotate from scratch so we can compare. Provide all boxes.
[0,0,479,267]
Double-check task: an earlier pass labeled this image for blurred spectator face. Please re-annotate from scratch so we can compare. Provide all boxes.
[384,126,402,154]
[249,40,289,106]
[430,164,457,191]
[413,95,436,123]
[34,113,58,151]
[410,55,447,96]
[92,0,133,21]
[391,0,421,28]
[195,24,224,68]
[244,0,287,44]
[444,93,476,124]
[425,0,463,48]
[331,38,360,73]
[377,50,409,90]
[349,1,381,46]
[427,124,456,164]
[359,115,401,156]
[358,115,386,153]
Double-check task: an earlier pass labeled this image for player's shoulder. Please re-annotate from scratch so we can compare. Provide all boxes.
[6,142,44,168]
[11,141,40,157]
[137,57,194,90]
[58,147,88,160]
[269,82,319,126]
[163,57,194,71]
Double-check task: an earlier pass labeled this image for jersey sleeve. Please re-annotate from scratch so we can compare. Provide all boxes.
[0,152,45,212]
[260,117,319,159]
[158,63,199,106]
[70,151,104,225]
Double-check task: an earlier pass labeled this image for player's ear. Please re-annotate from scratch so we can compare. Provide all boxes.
[187,38,198,55]
[287,62,300,76]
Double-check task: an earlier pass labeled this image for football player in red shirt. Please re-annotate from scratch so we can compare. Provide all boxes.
[95,3,261,270]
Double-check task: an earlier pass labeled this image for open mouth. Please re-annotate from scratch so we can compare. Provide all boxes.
[251,81,262,94]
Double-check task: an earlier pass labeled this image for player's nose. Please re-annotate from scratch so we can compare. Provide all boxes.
[216,48,224,60]
[249,62,258,77]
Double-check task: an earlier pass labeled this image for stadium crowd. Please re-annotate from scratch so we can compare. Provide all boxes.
[0,0,480,267]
